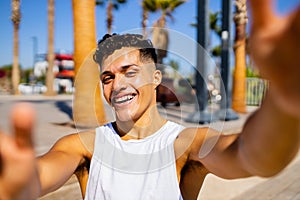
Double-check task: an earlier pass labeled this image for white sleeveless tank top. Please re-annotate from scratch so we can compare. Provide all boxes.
[85,121,185,200]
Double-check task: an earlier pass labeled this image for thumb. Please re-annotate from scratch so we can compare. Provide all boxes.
[10,103,36,149]
[248,0,277,28]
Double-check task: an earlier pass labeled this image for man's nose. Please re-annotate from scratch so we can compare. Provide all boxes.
[112,74,126,91]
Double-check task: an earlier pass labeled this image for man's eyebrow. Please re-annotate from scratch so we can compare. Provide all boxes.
[121,64,139,70]
[100,71,113,78]
[100,64,140,77]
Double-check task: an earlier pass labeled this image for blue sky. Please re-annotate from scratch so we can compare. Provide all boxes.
[0,0,299,70]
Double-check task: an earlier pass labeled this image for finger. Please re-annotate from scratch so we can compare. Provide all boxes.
[290,6,300,29]
[10,103,36,149]
[248,0,276,28]
[0,134,3,175]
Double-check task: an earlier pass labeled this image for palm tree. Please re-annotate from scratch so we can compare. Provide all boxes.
[44,0,56,96]
[11,0,21,95]
[168,59,180,79]
[152,18,169,65]
[96,0,127,34]
[141,0,160,37]
[232,0,248,113]
[209,11,222,38]
[141,0,151,37]
[143,0,186,64]
[72,0,106,129]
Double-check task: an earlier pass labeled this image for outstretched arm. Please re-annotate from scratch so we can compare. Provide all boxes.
[249,0,300,117]
[237,0,300,176]
[189,0,300,179]
[37,133,90,196]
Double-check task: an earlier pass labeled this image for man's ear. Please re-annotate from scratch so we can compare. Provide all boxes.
[153,70,162,87]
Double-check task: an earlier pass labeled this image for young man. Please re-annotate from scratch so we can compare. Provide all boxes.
[0,0,300,199]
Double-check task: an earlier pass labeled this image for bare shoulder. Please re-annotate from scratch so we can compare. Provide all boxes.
[174,127,210,159]
[49,130,96,159]
[77,130,96,156]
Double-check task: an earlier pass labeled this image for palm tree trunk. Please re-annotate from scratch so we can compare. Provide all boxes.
[106,1,113,34]
[45,0,56,96]
[11,0,21,95]
[141,7,148,37]
[152,16,168,64]
[72,0,106,128]
[12,23,20,95]
[232,0,247,113]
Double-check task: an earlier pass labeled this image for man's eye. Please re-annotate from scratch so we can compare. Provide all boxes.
[102,75,114,84]
[125,71,137,77]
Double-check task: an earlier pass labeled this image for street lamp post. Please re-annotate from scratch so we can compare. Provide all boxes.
[186,0,217,124]
[217,0,239,121]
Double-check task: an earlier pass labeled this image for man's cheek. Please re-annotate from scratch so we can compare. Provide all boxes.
[130,77,153,89]
[102,90,111,104]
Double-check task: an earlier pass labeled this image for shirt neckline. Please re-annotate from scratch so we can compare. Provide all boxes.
[108,121,171,143]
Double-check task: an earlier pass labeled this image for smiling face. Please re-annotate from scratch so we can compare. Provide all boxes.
[100,47,161,123]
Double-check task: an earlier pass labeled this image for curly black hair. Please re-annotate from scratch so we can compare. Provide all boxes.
[93,33,157,67]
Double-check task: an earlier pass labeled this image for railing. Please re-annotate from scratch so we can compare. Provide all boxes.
[246,78,269,106]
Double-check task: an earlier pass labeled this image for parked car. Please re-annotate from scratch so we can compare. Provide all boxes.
[156,77,181,107]
[18,83,47,95]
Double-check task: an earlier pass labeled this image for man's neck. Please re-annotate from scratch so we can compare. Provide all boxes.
[114,106,167,140]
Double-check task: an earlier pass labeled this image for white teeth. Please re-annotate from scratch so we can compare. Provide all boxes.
[114,95,134,103]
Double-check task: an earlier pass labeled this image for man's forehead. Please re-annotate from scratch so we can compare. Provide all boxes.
[102,47,140,70]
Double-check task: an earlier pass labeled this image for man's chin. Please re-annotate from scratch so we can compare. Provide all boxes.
[115,112,136,124]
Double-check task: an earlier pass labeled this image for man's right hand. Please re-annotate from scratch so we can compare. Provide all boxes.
[249,0,300,118]
[0,103,40,200]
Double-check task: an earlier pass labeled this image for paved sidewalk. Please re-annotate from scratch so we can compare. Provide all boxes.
[0,95,299,200]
